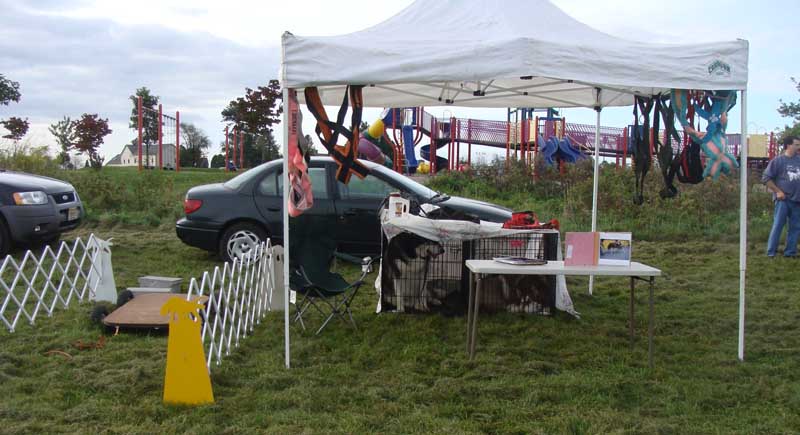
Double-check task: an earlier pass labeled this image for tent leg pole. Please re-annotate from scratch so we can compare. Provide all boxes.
[282,87,291,369]
[589,91,602,295]
[739,90,748,362]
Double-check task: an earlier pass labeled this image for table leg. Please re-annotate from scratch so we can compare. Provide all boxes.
[467,272,474,356]
[648,276,655,369]
[629,277,635,349]
[469,275,483,360]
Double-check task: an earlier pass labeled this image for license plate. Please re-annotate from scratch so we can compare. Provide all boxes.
[67,207,79,221]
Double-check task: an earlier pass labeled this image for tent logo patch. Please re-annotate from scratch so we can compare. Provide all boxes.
[707,60,731,77]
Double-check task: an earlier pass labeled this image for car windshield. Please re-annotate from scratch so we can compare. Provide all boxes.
[223,163,271,190]
[372,165,437,199]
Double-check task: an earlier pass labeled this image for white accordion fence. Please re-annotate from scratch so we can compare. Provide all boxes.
[0,234,117,333]
[187,240,281,369]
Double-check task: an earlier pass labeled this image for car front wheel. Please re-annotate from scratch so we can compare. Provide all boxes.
[219,222,267,264]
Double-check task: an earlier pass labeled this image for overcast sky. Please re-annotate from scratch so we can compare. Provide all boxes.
[1,0,797,162]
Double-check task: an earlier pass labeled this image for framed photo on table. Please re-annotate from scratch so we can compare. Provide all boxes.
[598,232,632,266]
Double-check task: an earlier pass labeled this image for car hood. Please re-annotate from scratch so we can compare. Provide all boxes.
[1,171,75,194]
[436,195,512,223]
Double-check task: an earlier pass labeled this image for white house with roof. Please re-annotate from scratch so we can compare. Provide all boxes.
[106,144,176,168]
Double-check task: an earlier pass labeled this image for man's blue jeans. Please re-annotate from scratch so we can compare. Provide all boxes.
[766,199,800,257]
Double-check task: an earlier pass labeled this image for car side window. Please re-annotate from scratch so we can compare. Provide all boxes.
[275,167,330,199]
[337,175,395,200]
[257,172,279,196]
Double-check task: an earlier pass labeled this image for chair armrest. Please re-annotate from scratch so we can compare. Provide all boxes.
[333,251,363,264]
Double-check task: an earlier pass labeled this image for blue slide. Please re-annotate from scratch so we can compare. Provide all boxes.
[402,125,418,172]
[555,137,585,163]
[419,144,449,170]
[540,135,558,166]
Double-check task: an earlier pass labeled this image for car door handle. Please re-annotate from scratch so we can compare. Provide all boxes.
[342,210,358,216]
[267,207,280,212]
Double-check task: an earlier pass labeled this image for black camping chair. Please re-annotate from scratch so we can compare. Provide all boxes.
[289,234,379,335]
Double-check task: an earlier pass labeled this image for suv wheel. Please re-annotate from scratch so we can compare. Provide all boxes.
[219,223,267,264]
[0,219,10,258]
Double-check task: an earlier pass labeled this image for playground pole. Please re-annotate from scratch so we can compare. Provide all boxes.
[456,119,461,169]
[158,104,163,170]
[589,90,601,296]
[505,122,510,166]
[431,118,437,175]
[137,96,143,172]
[224,126,229,172]
[467,119,472,167]
[234,129,238,169]
[450,116,455,171]
[534,116,539,180]
[240,131,245,169]
[622,127,628,169]
[176,111,180,172]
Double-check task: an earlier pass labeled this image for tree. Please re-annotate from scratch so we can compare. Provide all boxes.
[72,114,111,169]
[49,116,74,165]
[0,117,29,140]
[210,154,225,169]
[0,74,28,142]
[778,78,800,141]
[129,87,160,166]
[221,80,283,166]
[304,134,319,156]
[221,80,283,136]
[180,122,211,167]
[0,74,21,106]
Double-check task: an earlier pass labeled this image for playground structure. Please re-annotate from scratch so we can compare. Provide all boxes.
[378,107,777,175]
[223,125,244,172]
[136,96,180,171]
[222,127,274,172]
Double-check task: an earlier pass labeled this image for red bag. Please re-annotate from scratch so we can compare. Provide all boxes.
[502,211,560,230]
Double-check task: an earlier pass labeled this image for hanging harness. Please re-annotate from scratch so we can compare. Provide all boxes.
[632,96,653,205]
[670,89,738,181]
[656,95,684,198]
[659,91,705,198]
[287,91,314,217]
[304,86,371,184]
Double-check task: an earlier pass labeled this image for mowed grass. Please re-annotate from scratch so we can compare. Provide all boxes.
[1,227,799,434]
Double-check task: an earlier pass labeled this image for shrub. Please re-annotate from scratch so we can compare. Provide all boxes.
[0,141,60,175]
[426,157,771,242]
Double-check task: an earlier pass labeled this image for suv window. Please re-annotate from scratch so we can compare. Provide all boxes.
[269,167,330,199]
[337,175,394,200]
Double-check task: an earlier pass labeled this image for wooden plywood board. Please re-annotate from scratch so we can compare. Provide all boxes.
[103,293,208,329]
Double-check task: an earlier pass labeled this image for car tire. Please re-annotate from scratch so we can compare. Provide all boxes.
[0,218,10,259]
[219,222,267,264]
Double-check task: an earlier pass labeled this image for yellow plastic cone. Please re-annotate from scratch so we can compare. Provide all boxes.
[161,297,214,405]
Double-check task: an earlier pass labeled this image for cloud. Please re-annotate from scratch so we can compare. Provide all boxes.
[0,0,280,159]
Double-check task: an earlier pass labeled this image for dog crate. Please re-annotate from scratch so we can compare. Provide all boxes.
[380,231,558,315]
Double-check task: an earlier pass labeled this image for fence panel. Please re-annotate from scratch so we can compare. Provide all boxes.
[187,240,277,369]
[1,234,110,332]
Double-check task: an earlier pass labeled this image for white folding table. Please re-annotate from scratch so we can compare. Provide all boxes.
[465,260,662,367]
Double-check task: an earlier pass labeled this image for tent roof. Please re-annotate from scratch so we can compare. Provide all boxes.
[281,0,748,108]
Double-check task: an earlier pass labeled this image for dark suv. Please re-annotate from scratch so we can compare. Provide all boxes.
[0,170,83,257]
[177,157,512,262]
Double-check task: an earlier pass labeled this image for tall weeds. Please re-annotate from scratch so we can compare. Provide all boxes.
[427,157,772,242]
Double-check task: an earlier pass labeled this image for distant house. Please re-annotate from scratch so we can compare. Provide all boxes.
[106,144,176,168]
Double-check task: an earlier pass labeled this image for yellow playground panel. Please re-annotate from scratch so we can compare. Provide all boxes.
[747,134,768,158]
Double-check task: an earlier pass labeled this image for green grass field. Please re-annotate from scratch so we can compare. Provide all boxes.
[1,165,799,433]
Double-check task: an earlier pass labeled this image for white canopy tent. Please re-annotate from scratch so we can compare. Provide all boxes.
[279,0,750,368]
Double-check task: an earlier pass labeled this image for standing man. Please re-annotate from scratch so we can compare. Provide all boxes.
[763,135,800,257]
